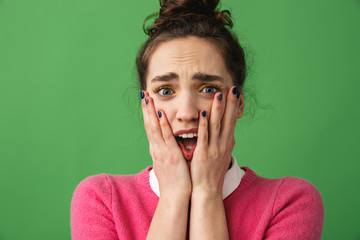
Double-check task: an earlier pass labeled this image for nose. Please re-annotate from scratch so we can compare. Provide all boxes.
[176,92,199,122]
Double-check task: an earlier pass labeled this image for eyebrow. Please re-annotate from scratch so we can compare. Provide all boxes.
[151,72,224,83]
[193,72,224,82]
[151,72,178,83]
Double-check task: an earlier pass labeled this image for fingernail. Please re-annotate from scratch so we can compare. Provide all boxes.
[158,111,162,118]
[218,93,223,101]
[232,86,238,95]
[236,90,240,99]
[140,91,144,99]
[145,98,149,105]
[202,111,206,117]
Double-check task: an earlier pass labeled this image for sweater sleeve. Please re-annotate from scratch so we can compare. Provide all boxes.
[71,174,118,240]
[264,177,324,240]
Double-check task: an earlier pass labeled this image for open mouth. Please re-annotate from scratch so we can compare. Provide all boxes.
[175,133,198,161]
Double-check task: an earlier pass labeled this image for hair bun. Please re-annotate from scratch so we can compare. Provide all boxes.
[144,0,233,36]
[160,0,218,16]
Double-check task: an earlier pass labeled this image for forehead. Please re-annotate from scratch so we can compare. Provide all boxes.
[147,36,232,83]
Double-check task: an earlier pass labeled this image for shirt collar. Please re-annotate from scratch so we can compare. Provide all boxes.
[148,156,245,199]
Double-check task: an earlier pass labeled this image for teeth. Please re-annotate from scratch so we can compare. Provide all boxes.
[186,145,192,150]
[179,133,197,138]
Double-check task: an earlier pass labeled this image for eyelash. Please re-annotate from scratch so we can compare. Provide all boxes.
[152,84,223,96]
[152,85,175,96]
[198,84,223,94]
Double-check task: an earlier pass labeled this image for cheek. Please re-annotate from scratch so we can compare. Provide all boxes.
[198,97,214,113]
[197,97,222,119]
[152,100,176,122]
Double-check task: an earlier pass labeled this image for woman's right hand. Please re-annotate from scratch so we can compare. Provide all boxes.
[141,91,192,201]
[142,91,191,240]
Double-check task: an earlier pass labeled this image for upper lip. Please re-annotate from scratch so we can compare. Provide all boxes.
[174,128,198,137]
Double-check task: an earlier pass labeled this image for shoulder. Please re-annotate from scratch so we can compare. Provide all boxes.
[241,167,323,204]
[72,174,111,198]
[70,174,116,239]
[276,176,323,203]
[238,167,324,239]
[71,174,114,215]
[269,175,324,238]
[270,176,324,239]
[271,176,324,222]
[71,167,152,204]
[70,167,153,239]
[280,176,324,213]
[243,167,324,216]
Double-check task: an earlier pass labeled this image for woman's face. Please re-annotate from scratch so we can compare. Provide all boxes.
[146,36,244,160]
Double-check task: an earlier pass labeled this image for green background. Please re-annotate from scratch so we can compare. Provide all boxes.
[0,0,359,239]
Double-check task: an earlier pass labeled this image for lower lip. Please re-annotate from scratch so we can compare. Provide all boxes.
[177,140,197,161]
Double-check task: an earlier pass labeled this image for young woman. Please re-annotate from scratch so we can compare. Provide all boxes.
[71,0,324,239]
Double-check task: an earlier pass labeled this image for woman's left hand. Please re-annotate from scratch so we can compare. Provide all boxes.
[190,86,241,197]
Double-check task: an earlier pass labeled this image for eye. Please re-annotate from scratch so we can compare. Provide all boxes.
[200,85,220,94]
[157,87,175,96]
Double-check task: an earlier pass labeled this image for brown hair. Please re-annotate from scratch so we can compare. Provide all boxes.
[136,0,246,91]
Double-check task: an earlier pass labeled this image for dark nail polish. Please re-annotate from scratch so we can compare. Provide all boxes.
[158,111,162,118]
[232,86,238,95]
[202,111,206,117]
[145,98,149,105]
[218,93,223,101]
[140,91,144,99]
[236,90,240,99]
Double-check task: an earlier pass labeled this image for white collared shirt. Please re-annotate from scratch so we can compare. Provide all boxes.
[149,156,245,199]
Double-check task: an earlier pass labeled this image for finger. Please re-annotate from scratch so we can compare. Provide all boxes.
[143,91,150,98]
[219,86,240,143]
[195,110,209,152]
[157,110,178,147]
[209,92,225,147]
[141,92,164,146]
[140,91,150,129]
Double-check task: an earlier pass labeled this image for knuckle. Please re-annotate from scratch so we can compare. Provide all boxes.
[150,122,159,132]
[219,145,226,155]
[214,102,222,111]
[200,119,207,128]
[200,132,208,140]
[168,155,177,164]
[210,149,219,159]
[163,131,172,141]
[212,122,221,132]
[225,117,236,126]
[198,152,208,162]
[159,117,166,126]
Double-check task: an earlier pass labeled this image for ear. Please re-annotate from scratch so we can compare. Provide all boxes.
[237,88,245,119]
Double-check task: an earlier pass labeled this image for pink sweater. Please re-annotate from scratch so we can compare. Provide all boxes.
[71,167,324,239]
